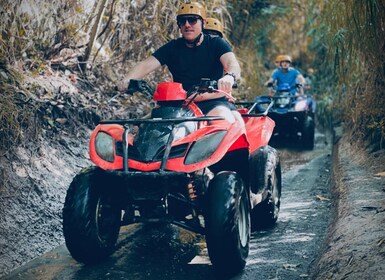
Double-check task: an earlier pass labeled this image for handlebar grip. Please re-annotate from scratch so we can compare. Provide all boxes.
[114,83,134,94]
[126,79,139,95]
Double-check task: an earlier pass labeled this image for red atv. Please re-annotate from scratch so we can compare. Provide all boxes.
[63,79,281,276]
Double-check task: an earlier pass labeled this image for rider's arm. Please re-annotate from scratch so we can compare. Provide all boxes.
[218,52,241,92]
[296,73,306,95]
[117,56,161,91]
[189,52,241,102]
[220,52,241,79]
[265,77,275,87]
[297,73,306,86]
[265,67,281,87]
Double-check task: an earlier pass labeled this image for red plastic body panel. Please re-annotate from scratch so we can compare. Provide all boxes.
[89,86,275,173]
[185,101,203,117]
[242,115,275,153]
[90,119,247,173]
[153,82,187,101]
[89,124,125,170]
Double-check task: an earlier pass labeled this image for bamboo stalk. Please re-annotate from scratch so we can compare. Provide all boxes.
[80,0,109,73]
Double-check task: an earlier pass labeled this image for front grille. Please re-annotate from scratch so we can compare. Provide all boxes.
[116,141,189,162]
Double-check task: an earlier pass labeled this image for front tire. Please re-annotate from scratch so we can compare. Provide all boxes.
[302,115,315,150]
[205,171,250,277]
[249,146,282,230]
[63,166,121,264]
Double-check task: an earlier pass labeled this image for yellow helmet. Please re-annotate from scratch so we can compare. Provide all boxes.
[205,18,224,37]
[177,2,206,19]
[275,55,285,63]
[279,55,292,63]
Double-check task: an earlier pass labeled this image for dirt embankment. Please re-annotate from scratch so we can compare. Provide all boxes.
[0,71,151,277]
[311,131,385,279]
[0,82,93,276]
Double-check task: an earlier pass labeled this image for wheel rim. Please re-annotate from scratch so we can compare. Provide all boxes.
[95,196,119,243]
[238,195,248,247]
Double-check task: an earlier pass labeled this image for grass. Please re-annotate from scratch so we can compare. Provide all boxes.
[0,63,39,155]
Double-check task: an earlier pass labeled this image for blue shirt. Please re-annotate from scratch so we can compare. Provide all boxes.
[272,68,300,94]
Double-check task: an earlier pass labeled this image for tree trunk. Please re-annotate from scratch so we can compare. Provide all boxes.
[80,0,109,73]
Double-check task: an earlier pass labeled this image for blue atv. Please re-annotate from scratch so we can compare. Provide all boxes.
[249,83,316,149]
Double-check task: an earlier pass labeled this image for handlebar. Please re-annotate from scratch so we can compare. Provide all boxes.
[188,78,237,93]
[189,79,218,94]
[265,83,303,90]
[188,78,237,102]
[116,78,237,101]
[126,79,154,98]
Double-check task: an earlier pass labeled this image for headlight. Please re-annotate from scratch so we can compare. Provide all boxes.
[185,131,226,165]
[95,132,114,162]
[276,97,291,107]
[295,100,307,111]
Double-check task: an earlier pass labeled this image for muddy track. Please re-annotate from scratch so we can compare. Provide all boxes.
[1,131,335,279]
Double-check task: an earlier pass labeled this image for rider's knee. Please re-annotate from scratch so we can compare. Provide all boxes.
[232,110,243,120]
[207,106,236,123]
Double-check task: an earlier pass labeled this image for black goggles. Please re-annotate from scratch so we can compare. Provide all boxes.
[177,16,200,27]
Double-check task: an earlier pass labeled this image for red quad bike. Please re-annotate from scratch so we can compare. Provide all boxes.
[63,79,282,277]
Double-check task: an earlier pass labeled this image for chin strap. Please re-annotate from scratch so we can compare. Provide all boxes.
[185,33,203,48]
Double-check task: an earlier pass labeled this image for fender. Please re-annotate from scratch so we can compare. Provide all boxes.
[243,116,275,153]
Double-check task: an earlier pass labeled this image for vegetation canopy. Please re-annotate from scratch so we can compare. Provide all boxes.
[0,0,384,153]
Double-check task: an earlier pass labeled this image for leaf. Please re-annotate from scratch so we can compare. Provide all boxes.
[188,255,211,265]
[377,239,385,247]
[316,195,330,201]
[47,118,54,127]
[283,263,300,271]
[374,172,385,177]
[55,118,68,124]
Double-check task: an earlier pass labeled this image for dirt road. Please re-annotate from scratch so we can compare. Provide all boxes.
[2,132,333,280]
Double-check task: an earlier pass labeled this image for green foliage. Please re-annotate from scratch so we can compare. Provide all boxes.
[309,0,385,150]
[0,0,92,63]
[1,0,383,151]
[225,1,277,98]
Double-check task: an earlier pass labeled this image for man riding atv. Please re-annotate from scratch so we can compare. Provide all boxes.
[265,55,306,96]
[117,1,242,125]
[63,3,284,277]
